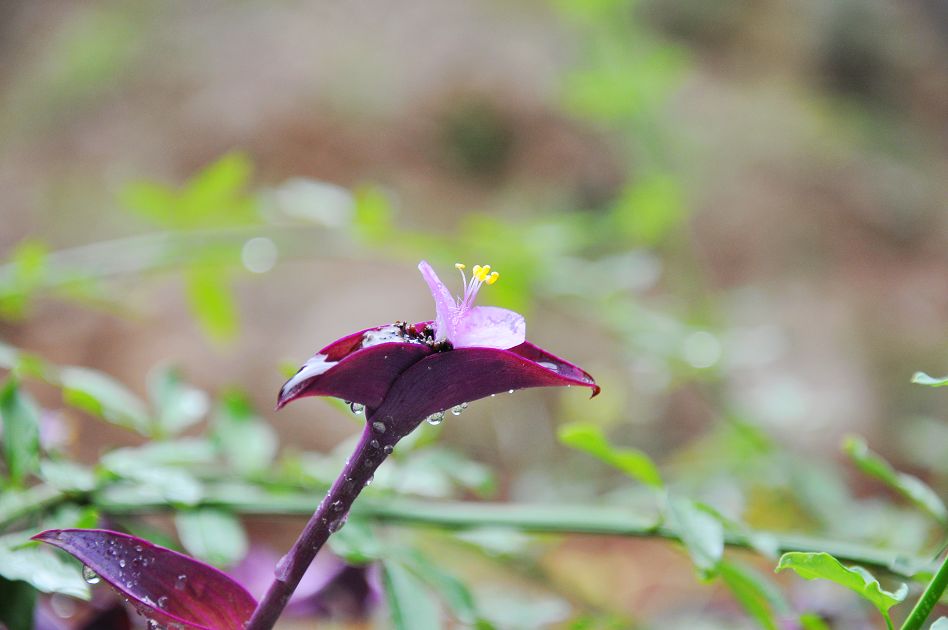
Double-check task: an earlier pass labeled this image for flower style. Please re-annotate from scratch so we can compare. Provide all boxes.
[278,260,599,439]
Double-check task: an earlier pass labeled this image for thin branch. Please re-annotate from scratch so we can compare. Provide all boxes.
[900,551,948,630]
[87,483,938,579]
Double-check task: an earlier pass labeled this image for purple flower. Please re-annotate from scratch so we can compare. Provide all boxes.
[278,260,599,438]
[228,546,380,621]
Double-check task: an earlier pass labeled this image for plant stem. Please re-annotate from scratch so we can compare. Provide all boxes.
[900,551,948,630]
[244,425,389,630]
[86,485,939,579]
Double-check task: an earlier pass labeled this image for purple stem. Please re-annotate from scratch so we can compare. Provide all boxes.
[245,423,391,630]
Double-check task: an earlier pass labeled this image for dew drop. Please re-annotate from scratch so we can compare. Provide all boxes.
[119,559,126,568]
[134,545,143,552]
[328,516,347,533]
[451,402,468,416]
[349,402,364,415]
[157,595,169,609]
[82,566,100,585]
[508,389,514,394]
[331,499,344,512]
[370,439,380,449]
[372,421,386,434]
[426,411,445,426]
[383,445,394,454]
[365,474,374,487]
[174,574,188,591]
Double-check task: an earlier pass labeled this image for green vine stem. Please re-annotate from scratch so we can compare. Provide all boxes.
[4,480,938,579]
[900,551,948,630]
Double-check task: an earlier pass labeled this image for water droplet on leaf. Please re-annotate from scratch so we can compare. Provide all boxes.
[426,411,445,425]
[82,565,100,584]
[383,445,394,454]
[174,574,187,591]
[451,402,468,416]
[372,421,386,433]
[349,402,364,415]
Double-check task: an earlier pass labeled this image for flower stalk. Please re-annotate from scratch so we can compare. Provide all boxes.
[245,423,395,630]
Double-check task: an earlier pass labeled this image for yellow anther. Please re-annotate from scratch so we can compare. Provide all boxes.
[472,264,482,277]
[474,264,492,282]
[486,271,500,285]
[455,263,466,270]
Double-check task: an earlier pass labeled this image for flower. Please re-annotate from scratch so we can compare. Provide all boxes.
[278,260,598,439]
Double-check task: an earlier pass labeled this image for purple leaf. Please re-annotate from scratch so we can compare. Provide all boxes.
[33,529,257,630]
[278,324,433,409]
[367,342,599,435]
[278,261,600,440]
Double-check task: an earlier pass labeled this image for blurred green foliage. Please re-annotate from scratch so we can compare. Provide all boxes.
[0,0,946,627]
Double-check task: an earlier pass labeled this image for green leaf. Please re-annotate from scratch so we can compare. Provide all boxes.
[719,561,790,630]
[175,508,248,568]
[0,537,89,599]
[212,391,277,474]
[798,613,830,630]
[100,444,208,506]
[775,552,907,618]
[101,439,216,470]
[843,436,947,524]
[185,267,239,343]
[667,497,724,578]
[382,560,443,630]
[42,504,99,531]
[147,365,209,436]
[558,422,663,488]
[353,185,395,244]
[0,378,41,485]
[930,617,948,630]
[0,240,49,319]
[0,576,36,630]
[39,459,96,492]
[121,152,258,229]
[611,174,685,245]
[400,550,492,627]
[60,366,151,435]
[911,372,948,388]
[327,517,382,565]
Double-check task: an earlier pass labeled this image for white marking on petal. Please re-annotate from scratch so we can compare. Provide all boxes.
[282,353,336,394]
[362,325,403,347]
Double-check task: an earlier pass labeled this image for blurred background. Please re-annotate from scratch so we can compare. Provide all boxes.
[1,0,946,628]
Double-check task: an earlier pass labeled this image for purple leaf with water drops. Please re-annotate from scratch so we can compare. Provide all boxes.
[278,261,598,440]
[33,529,257,630]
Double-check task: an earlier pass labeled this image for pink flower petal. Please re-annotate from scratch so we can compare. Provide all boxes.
[452,305,526,349]
[417,261,456,342]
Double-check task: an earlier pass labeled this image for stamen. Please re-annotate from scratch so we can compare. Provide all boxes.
[486,271,499,285]
[454,263,465,270]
